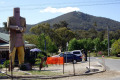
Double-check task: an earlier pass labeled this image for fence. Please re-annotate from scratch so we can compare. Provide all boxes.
[46,57,64,65]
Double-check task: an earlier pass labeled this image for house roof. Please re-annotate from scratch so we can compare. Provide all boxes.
[0,32,9,43]
[0,32,29,44]
[0,43,36,51]
[0,32,36,51]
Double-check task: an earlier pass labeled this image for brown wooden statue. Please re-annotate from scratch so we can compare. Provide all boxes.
[7,7,26,70]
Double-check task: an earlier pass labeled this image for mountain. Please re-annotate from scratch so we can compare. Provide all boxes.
[1,11,120,33]
[26,24,36,33]
[40,11,120,31]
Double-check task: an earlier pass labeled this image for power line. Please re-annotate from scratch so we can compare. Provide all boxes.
[0,0,119,7]
[18,1,120,10]
[0,0,120,11]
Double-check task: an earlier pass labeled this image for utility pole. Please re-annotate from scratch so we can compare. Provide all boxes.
[107,26,110,56]
[66,42,68,63]
[89,51,90,70]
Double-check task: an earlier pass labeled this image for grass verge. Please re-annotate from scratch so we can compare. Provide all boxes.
[28,70,63,76]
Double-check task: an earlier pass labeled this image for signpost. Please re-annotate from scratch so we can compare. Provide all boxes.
[66,42,68,63]
[89,51,90,70]
[63,53,64,74]
[102,55,106,71]
[73,56,75,75]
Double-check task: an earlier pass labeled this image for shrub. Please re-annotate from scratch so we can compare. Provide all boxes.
[111,39,120,56]
[3,60,9,68]
[0,64,3,69]
[19,63,32,71]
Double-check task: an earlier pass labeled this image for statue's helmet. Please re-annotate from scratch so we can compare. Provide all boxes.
[13,7,20,17]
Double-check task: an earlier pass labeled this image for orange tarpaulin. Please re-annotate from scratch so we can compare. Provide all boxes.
[46,57,64,65]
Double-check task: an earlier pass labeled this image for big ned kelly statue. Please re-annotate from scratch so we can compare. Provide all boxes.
[7,7,26,70]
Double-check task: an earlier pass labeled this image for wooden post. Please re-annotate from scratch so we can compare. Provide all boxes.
[63,53,64,74]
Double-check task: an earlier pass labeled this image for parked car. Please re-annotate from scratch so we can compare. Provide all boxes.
[70,50,82,57]
[59,53,82,63]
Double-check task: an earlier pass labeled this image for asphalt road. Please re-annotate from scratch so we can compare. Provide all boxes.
[90,57,120,80]
[90,57,120,71]
[52,57,120,80]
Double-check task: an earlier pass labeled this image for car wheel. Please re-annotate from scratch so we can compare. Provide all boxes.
[73,60,77,64]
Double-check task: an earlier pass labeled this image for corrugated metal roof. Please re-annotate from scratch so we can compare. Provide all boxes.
[0,32,30,44]
[0,32,9,43]
[0,43,36,48]
[0,32,36,52]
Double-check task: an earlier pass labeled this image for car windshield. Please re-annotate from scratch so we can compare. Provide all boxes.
[65,54,73,57]
[59,53,64,57]
[64,52,71,54]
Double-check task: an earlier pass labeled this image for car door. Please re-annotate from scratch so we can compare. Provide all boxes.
[66,54,74,63]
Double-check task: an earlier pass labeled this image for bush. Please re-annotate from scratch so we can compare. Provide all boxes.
[19,63,32,71]
[3,60,9,68]
[28,57,35,65]
[35,54,45,66]
[0,64,3,69]
[111,39,120,56]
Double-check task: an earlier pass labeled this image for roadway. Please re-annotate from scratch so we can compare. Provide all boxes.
[90,57,120,80]
[90,57,120,71]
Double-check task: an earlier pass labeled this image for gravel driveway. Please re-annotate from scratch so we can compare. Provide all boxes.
[43,61,104,75]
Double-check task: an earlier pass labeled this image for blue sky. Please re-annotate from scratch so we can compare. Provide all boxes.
[0,0,120,27]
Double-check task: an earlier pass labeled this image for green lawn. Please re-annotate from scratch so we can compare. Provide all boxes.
[0,73,7,76]
[105,56,120,59]
[28,70,63,76]
[89,52,120,59]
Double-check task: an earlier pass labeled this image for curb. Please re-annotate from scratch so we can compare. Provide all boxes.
[0,70,106,79]
[0,62,106,79]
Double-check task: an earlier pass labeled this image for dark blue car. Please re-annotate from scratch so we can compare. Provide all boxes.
[59,53,82,63]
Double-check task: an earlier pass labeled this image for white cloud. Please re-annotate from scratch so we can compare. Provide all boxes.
[40,7,80,13]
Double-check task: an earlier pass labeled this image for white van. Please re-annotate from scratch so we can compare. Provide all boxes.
[70,50,82,56]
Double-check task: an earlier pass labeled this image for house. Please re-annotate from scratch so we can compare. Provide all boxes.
[0,32,35,64]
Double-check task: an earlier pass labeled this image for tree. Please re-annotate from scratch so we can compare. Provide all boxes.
[24,34,39,46]
[30,23,51,35]
[111,39,120,56]
[68,38,94,51]
[93,38,101,52]
[55,27,75,41]
[86,38,94,51]
[46,36,58,53]
[30,23,62,47]
[37,33,46,51]
[97,31,105,41]
[78,38,94,51]
[88,28,97,39]
[101,39,108,51]
[37,33,58,53]
[68,38,80,51]
[55,27,75,50]
[53,23,61,29]
[110,39,115,46]
[53,21,68,29]
[3,22,8,33]
[60,21,68,28]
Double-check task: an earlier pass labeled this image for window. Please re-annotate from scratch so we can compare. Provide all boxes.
[73,52,80,54]
[59,53,64,57]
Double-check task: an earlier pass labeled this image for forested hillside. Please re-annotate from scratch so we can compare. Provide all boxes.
[41,11,120,31]
[1,11,120,33]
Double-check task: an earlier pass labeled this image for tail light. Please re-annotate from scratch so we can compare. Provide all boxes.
[80,56,82,58]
